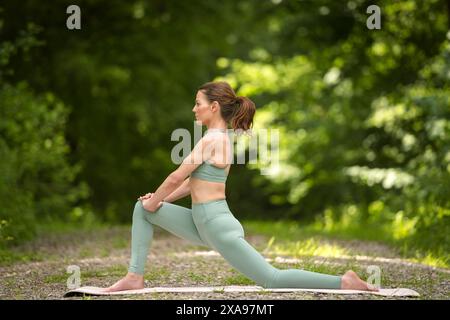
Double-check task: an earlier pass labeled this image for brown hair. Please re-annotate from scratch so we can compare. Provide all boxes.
[198,81,256,133]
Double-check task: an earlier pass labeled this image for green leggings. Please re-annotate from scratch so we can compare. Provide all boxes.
[129,199,342,289]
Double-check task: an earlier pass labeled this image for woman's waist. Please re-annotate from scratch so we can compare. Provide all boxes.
[191,194,227,205]
[190,176,227,186]
[192,198,228,206]
[191,198,232,223]
[190,180,225,202]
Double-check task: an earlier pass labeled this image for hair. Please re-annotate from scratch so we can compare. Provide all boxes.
[198,81,256,133]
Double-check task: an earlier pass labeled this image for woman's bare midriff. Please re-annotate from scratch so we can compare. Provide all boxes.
[189,164,230,204]
[190,134,231,204]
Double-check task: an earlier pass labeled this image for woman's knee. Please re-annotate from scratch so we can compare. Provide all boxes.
[133,200,148,221]
[261,269,279,289]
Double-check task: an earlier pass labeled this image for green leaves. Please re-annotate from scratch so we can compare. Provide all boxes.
[0,83,89,247]
[219,0,449,255]
[0,0,447,256]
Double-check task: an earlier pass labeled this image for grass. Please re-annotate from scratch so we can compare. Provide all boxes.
[0,221,105,266]
[0,249,47,266]
[145,266,171,282]
[187,271,205,282]
[0,221,134,267]
[83,265,126,278]
[44,265,127,285]
[112,237,129,249]
[264,237,350,258]
[242,219,450,269]
[223,273,256,286]
[44,273,69,284]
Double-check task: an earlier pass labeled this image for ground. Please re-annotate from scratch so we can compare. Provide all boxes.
[0,225,448,300]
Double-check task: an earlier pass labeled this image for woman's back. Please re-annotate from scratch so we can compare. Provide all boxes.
[190,130,231,204]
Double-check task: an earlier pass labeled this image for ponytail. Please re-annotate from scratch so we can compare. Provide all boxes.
[198,81,256,135]
[231,96,256,134]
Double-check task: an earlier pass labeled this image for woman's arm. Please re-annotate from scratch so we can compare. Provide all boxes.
[143,173,183,211]
[144,135,213,212]
[164,178,191,203]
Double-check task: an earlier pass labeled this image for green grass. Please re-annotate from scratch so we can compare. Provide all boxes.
[78,248,95,259]
[256,289,273,295]
[145,266,171,282]
[112,237,129,249]
[223,272,256,286]
[34,219,107,236]
[0,220,111,267]
[44,273,69,284]
[82,265,126,278]
[0,249,47,266]
[242,219,450,269]
[265,237,350,259]
[44,265,127,284]
[187,271,205,282]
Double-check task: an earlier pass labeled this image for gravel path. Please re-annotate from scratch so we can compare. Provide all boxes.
[0,225,448,300]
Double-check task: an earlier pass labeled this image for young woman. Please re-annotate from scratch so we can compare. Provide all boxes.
[104,81,377,292]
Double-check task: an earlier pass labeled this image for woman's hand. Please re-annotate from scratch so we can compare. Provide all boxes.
[138,192,163,212]
[138,192,154,201]
[142,198,163,212]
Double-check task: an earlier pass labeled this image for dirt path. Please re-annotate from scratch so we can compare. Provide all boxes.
[0,225,448,300]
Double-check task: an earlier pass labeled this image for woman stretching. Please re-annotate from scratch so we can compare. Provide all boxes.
[104,81,377,292]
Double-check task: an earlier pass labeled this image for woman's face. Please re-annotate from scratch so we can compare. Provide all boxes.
[192,90,213,126]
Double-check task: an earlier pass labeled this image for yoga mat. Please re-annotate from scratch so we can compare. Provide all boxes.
[64,285,420,297]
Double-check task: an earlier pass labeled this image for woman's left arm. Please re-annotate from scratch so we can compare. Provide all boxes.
[142,173,183,212]
[143,135,214,212]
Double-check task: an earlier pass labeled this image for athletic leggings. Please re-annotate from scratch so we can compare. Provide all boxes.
[128,199,342,289]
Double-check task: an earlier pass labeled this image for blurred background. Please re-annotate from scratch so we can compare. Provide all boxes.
[0,0,449,266]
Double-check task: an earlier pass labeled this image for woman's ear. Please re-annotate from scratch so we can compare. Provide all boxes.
[210,101,219,112]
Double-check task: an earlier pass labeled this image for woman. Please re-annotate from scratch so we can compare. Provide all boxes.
[104,81,377,292]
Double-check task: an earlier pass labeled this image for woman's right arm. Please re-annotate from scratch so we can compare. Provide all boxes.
[163,177,191,203]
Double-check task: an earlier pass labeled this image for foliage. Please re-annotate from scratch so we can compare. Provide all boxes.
[0,0,448,257]
[0,82,90,247]
[220,0,449,253]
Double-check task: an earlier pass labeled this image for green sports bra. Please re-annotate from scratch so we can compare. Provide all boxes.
[190,160,228,183]
[190,128,230,183]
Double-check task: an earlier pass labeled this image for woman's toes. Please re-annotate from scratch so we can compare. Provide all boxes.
[341,269,380,291]
[367,283,379,291]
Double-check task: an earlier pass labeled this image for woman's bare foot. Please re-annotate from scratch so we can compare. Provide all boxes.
[341,270,379,291]
[103,272,145,292]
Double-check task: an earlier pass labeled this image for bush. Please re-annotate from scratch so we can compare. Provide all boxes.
[0,83,90,247]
